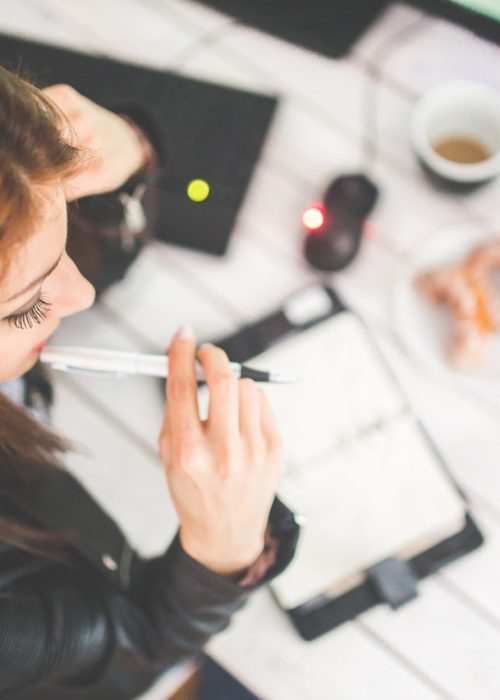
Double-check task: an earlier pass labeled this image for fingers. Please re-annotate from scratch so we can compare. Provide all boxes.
[42,84,79,110]
[197,344,239,437]
[197,344,282,453]
[42,84,81,133]
[43,85,96,144]
[161,335,283,478]
[165,325,201,438]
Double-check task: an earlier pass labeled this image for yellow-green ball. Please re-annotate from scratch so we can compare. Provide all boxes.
[187,179,210,202]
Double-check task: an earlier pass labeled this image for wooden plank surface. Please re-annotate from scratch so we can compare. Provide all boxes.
[2,1,500,698]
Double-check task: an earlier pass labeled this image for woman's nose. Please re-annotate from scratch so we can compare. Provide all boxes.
[72,273,96,314]
[57,257,96,318]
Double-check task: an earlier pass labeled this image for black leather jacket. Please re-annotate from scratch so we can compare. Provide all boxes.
[0,466,299,699]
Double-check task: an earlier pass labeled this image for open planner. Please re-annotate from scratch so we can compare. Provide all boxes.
[210,285,483,640]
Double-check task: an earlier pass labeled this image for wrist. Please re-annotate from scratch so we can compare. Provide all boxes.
[119,114,158,175]
[179,529,265,578]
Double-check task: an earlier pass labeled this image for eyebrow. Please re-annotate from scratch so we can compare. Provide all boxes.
[4,251,64,303]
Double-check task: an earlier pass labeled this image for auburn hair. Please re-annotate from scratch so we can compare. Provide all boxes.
[0,65,84,557]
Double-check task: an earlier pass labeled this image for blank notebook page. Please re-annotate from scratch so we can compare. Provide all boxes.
[246,312,466,610]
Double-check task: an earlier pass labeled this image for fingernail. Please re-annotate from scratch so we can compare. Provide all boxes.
[175,324,195,340]
[198,342,213,350]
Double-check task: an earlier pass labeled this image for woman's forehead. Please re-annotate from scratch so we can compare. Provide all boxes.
[0,187,67,304]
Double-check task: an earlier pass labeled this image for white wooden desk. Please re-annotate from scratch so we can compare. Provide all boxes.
[2,1,500,698]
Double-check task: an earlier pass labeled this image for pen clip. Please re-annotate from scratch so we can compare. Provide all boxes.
[49,363,128,379]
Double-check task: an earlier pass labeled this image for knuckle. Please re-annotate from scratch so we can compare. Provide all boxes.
[212,370,236,391]
[174,436,200,470]
[168,376,191,401]
[217,445,238,476]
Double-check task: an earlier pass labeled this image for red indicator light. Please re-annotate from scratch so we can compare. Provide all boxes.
[302,204,325,232]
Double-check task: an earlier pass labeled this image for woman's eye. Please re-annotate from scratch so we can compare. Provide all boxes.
[5,295,52,330]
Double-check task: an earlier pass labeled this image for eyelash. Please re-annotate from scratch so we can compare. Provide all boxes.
[6,294,52,330]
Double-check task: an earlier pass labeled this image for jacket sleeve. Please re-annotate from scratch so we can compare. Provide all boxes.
[0,497,299,695]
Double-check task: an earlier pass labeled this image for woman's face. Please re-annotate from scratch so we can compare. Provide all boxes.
[0,184,95,382]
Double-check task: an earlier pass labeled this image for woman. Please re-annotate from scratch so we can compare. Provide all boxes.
[0,66,298,699]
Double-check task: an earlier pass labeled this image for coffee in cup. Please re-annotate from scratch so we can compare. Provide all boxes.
[411,81,500,188]
[432,136,491,164]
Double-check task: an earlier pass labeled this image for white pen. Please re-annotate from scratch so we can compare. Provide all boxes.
[39,346,298,384]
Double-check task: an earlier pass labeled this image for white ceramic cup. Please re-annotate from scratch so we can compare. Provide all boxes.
[411,81,500,185]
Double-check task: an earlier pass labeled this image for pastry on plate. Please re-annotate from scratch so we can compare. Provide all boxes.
[415,238,500,371]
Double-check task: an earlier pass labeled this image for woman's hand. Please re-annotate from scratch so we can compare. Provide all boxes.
[42,84,146,201]
[159,325,283,577]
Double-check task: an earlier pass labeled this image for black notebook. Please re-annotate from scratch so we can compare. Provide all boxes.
[212,284,483,640]
[0,33,277,256]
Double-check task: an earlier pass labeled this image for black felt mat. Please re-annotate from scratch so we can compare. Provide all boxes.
[0,33,277,256]
[199,0,387,58]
